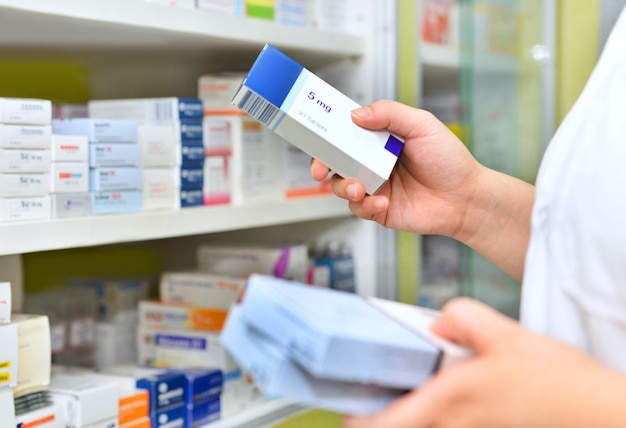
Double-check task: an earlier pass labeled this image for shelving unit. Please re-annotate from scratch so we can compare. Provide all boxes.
[0,1,396,426]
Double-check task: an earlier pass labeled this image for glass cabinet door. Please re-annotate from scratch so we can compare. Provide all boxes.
[457,0,553,317]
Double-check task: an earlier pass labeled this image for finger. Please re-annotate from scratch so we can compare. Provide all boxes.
[310,159,331,182]
[430,297,517,353]
[351,100,440,140]
[330,175,366,201]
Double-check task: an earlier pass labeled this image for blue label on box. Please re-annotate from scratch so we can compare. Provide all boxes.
[179,120,203,141]
[180,142,205,164]
[179,165,203,189]
[177,99,204,121]
[189,397,221,427]
[154,402,188,428]
[180,189,204,208]
[137,372,188,413]
[168,368,223,403]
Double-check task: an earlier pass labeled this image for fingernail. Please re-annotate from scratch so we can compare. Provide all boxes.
[346,184,358,200]
[351,106,372,120]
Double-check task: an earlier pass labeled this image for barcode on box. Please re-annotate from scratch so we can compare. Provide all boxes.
[235,89,282,128]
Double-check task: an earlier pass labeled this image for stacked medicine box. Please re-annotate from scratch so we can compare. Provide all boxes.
[87,97,205,210]
[0,98,53,222]
[51,117,143,215]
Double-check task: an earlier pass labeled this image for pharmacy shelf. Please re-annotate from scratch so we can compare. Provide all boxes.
[210,399,307,428]
[0,196,352,256]
[0,0,363,69]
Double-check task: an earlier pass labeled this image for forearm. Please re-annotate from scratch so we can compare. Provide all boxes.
[454,167,535,282]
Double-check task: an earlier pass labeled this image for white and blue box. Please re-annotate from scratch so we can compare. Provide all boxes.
[88,98,204,124]
[51,118,138,144]
[0,98,52,126]
[91,191,143,215]
[232,44,404,195]
[90,167,143,192]
[89,144,142,168]
[136,371,188,413]
[0,124,52,149]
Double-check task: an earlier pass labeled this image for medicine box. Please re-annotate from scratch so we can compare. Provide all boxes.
[0,148,51,173]
[143,168,179,211]
[90,167,143,192]
[51,134,89,162]
[203,156,231,206]
[0,386,16,428]
[89,144,142,168]
[179,164,204,189]
[232,44,403,195]
[179,188,203,208]
[48,373,119,428]
[167,368,223,404]
[88,98,203,123]
[197,243,309,283]
[198,73,245,112]
[221,305,405,415]
[50,162,89,193]
[13,314,52,396]
[138,300,228,332]
[0,323,18,388]
[0,173,50,197]
[0,98,52,125]
[188,396,221,427]
[284,143,333,198]
[135,371,188,413]
[91,191,143,215]
[51,118,138,144]
[51,192,93,218]
[0,281,10,323]
[15,402,65,428]
[0,196,51,222]
[159,271,247,310]
[0,124,52,149]
[238,275,443,389]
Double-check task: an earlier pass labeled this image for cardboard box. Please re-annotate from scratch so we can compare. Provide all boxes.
[221,305,404,415]
[0,173,50,197]
[89,144,142,168]
[143,168,179,211]
[168,368,223,404]
[51,134,89,162]
[51,192,93,218]
[0,196,51,222]
[0,98,52,125]
[88,98,203,124]
[159,271,247,310]
[91,191,143,215]
[13,314,51,396]
[51,118,138,144]
[15,402,65,428]
[0,281,10,323]
[138,300,228,332]
[0,124,52,149]
[238,275,470,389]
[232,44,403,195]
[90,167,143,192]
[0,386,16,428]
[50,162,89,193]
[0,148,51,173]
[0,323,18,388]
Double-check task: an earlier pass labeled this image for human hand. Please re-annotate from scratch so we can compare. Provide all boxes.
[343,297,626,428]
[311,100,483,237]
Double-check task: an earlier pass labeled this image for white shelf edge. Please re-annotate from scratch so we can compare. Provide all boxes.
[208,399,308,428]
[0,197,352,256]
[0,0,364,57]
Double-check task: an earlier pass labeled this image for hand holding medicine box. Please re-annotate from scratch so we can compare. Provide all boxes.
[232,44,404,195]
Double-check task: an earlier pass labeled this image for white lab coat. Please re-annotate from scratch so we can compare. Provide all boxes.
[520,6,626,371]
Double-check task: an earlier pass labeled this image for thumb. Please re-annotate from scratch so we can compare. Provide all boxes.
[429,297,517,353]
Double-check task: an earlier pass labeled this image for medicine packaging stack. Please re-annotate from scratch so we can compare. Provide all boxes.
[0,282,16,428]
[221,274,473,415]
[87,97,206,209]
[49,131,91,218]
[51,118,143,215]
[0,97,53,222]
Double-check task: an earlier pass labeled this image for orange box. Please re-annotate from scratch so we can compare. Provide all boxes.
[120,416,151,428]
[119,390,149,425]
[139,300,229,331]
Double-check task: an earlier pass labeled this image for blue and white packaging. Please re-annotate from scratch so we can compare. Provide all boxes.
[0,98,52,125]
[51,193,93,218]
[238,274,472,390]
[221,306,405,415]
[179,142,205,165]
[90,167,143,192]
[154,403,187,428]
[50,162,89,193]
[0,124,52,149]
[91,191,143,215]
[232,44,404,195]
[88,98,204,123]
[179,189,203,208]
[168,368,223,404]
[89,144,142,168]
[179,164,203,189]
[135,372,187,413]
[188,397,220,427]
[51,118,138,144]
[0,173,50,197]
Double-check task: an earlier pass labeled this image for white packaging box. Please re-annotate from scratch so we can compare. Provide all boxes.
[221,305,405,415]
[202,112,285,205]
[138,125,178,167]
[90,167,143,192]
[0,195,51,222]
[51,134,89,162]
[232,44,403,195]
[0,98,52,125]
[138,325,238,374]
[95,322,138,370]
[49,373,119,428]
[88,98,203,124]
[51,118,138,144]
[159,271,247,309]
[0,323,18,388]
[142,0,195,8]
[0,386,16,428]
[0,148,51,173]
[196,0,237,15]
[0,281,10,323]
[239,275,471,389]
[82,416,118,428]
[50,162,89,193]
[138,300,228,332]
[198,73,245,111]
[0,124,52,149]
[13,314,51,396]
[143,168,179,211]
[0,173,50,197]
[15,402,65,428]
[89,144,142,168]
[91,191,143,215]
[203,156,231,206]
[51,192,93,218]
[197,243,309,283]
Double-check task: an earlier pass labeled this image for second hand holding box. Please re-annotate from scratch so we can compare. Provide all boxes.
[231,44,404,195]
